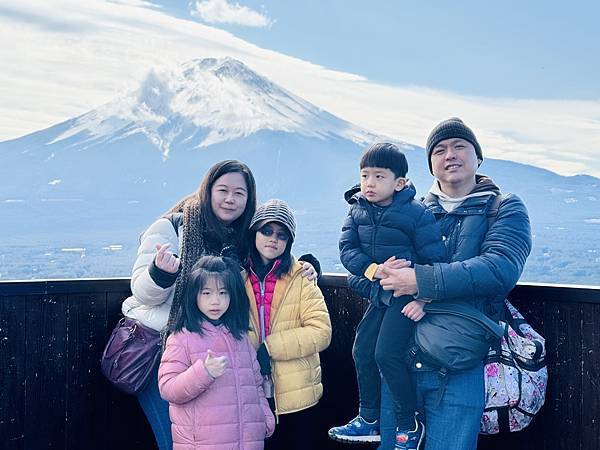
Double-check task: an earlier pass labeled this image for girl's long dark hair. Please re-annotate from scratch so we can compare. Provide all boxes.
[163,160,257,340]
[175,255,249,340]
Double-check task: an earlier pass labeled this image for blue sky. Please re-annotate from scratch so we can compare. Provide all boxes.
[167,0,600,100]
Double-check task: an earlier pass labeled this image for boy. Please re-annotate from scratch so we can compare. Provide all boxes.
[328,143,446,450]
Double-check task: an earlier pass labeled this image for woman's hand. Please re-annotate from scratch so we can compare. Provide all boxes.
[378,266,418,297]
[299,261,318,283]
[154,243,180,274]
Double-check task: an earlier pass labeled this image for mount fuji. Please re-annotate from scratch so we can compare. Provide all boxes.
[1,57,598,284]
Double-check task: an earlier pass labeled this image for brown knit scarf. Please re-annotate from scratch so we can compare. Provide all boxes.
[161,198,237,347]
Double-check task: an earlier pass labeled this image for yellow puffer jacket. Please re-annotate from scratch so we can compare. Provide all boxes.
[246,261,332,415]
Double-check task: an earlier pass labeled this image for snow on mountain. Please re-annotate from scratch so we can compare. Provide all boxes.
[48,57,378,158]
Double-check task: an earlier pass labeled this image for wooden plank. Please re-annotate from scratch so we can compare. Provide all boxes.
[581,302,600,450]
[542,300,583,449]
[0,278,130,296]
[24,294,68,449]
[317,286,369,450]
[2,281,599,449]
[0,295,26,450]
[64,292,108,448]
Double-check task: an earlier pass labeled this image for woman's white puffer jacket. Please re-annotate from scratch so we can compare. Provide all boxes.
[121,217,181,331]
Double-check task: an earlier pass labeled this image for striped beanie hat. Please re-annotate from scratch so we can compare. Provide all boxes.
[249,199,296,241]
[425,117,483,174]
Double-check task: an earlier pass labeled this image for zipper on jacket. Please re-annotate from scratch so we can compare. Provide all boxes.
[267,267,301,330]
[259,281,266,342]
[250,263,277,343]
[222,332,244,445]
[369,203,386,261]
[262,268,303,420]
[252,263,301,420]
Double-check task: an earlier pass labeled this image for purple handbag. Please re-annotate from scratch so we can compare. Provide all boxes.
[100,317,161,394]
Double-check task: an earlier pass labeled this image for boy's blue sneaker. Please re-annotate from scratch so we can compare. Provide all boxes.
[394,418,425,449]
[328,415,381,443]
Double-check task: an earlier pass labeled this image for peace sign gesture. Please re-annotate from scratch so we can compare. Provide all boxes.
[154,243,180,274]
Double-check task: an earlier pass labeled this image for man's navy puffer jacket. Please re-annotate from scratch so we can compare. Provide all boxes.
[415,180,532,321]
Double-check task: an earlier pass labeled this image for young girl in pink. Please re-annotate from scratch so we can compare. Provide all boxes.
[158,255,275,450]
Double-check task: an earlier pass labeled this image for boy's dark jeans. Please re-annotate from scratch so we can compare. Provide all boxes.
[352,297,416,430]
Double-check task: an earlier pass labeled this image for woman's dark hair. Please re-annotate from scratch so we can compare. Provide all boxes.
[360,142,408,178]
[166,160,257,256]
[163,160,257,340]
[176,255,249,340]
[248,225,293,279]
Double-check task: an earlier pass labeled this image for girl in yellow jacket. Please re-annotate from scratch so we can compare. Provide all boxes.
[244,199,332,450]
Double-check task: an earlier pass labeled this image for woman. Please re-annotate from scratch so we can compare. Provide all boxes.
[121,160,317,450]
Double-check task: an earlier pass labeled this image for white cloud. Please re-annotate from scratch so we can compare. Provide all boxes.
[0,0,599,178]
[191,0,273,28]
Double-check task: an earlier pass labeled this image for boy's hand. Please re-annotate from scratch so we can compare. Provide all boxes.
[382,256,411,270]
[204,350,228,378]
[155,243,180,274]
[402,300,426,322]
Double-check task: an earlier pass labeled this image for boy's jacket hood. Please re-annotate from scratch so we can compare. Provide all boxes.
[345,181,417,205]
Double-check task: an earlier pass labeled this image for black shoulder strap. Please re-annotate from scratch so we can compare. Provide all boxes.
[167,213,183,237]
[486,194,504,229]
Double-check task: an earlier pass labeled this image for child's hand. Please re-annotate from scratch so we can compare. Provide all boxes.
[204,350,228,378]
[155,243,180,274]
[402,300,426,322]
[373,264,385,279]
[382,256,411,270]
[374,257,411,279]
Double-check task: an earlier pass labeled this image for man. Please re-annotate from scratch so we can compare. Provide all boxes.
[376,117,532,449]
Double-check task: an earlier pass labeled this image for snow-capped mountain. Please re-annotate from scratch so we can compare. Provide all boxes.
[0,57,387,204]
[47,57,377,158]
[0,58,598,285]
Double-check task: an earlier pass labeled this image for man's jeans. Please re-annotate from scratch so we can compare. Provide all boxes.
[378,363,484,450]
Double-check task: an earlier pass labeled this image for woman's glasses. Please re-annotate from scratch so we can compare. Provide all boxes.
[258,225,290,241]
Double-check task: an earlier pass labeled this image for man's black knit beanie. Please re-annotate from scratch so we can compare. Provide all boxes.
[425,117,483,174]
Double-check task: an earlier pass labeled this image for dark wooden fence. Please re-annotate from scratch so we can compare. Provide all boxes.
[1,277,599,450]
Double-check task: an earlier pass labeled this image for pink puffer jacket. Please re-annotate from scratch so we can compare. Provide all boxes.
[158,323,275,450]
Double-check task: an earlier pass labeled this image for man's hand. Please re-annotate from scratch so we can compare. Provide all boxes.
[154,243,180,274]
[379,266,418,297]
[204,350,228,378]
[402,300,426,322]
